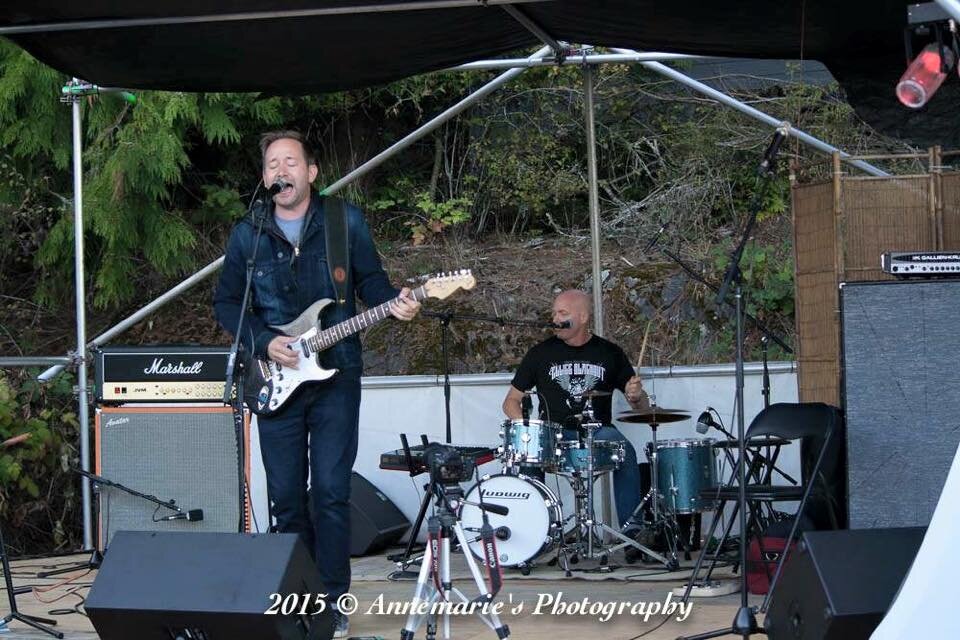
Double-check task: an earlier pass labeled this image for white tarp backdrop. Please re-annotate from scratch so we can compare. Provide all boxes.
[246,362,800,541]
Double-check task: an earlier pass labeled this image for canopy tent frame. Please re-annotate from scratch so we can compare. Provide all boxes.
[2,43,886,548]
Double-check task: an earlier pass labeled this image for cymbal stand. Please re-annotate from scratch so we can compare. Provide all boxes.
[604,407,681,570]
[565,398,673,569]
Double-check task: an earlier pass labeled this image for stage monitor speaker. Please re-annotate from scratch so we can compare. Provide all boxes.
[86,531,332,640]
[349,471,410,556]
[765,527,925,640]
[841,279,960,529]
[95,406,250,549]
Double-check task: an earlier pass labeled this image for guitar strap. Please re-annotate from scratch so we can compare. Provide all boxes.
[323,196,350,306]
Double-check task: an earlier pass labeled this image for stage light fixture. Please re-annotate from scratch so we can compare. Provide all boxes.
[897,2,960,108]
[896,43,954,108]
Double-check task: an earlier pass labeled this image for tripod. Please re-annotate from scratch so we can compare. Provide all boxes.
[400,482,510,640]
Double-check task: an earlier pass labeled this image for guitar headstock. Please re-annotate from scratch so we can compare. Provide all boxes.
[422,269,476,300]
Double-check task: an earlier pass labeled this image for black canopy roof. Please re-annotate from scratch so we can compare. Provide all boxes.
[1,1,955,147]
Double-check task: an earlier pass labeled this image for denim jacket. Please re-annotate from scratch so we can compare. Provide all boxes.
[213,192,398,372]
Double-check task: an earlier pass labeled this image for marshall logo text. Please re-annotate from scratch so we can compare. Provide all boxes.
[143,358,204,376]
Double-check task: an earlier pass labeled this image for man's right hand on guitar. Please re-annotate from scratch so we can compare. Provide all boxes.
[267,335,300,369]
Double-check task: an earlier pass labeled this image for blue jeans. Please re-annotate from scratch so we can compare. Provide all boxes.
[256,371,361,600]
[520,426,641,527]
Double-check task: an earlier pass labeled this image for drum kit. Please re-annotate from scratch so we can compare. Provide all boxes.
[458,394,722,575]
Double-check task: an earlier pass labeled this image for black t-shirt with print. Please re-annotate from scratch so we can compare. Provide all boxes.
[511,335,635,429]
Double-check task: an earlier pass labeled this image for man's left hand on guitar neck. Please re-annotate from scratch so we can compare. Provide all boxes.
[389,287,421,321]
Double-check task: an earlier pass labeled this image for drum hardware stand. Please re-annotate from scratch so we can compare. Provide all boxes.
[563,398,675,570]
[400,480,510,640]
[678,126,788,640]
[606,409,681,571]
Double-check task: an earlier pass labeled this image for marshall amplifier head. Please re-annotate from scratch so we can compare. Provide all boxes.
[95,345,230,403]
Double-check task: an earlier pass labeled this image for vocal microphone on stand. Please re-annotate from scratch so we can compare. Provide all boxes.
[159,509,204,522]
[250,179,290,224]
[266,178,290,196]
[550,320,571,329]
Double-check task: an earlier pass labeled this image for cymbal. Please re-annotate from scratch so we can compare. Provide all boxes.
[617,409,690,424]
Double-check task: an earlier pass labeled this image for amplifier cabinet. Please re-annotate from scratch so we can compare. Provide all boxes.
[95,405,250,549]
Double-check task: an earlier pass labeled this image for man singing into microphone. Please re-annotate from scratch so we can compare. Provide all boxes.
[214,130,420,638]
[502,289,649,529]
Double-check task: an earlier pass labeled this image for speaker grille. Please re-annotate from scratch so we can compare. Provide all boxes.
[842,280,960,528]
[96,406,247,549]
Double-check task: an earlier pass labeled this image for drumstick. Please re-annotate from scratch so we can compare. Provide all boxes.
[636,319,653,371]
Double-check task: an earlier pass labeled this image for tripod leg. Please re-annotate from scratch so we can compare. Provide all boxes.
[393,483,433,567]
[452,523,510,637]
[401,530,437,640]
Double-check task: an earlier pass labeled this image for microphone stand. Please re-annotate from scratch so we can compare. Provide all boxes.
[419,310,557,444]
[223,194,271,532]
[657,247,792,356]
[37,468,193,580]
[680,147,785,640]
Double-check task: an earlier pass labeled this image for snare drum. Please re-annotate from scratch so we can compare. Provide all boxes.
[654,438,718,513]
[499,419,561,466]
[459,473,563,566]
[555,439,625,474]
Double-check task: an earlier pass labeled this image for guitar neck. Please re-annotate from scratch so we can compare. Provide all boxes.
[308,285,428,351]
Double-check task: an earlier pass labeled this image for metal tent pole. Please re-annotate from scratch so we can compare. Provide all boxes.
[610,49,888,177]
[68,87,93,550]
[323,45,552,195]
[582,64,604,334]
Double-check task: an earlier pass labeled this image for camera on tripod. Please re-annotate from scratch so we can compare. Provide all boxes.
[423,442,475,485]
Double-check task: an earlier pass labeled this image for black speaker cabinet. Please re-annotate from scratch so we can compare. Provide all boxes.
[841,280,960,529]
[95,406,250,549]
[349,472,410,556]
[765,527,925,640]
[86,531,333,640]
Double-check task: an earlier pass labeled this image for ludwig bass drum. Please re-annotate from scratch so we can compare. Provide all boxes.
[458,474,563,567]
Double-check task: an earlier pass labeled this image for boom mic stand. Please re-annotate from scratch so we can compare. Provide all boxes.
[679,128,788,640]
[223,190,272,533]
[419,310,561,444]
[36,467,192,579]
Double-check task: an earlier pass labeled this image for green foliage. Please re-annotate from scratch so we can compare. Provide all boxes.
[0,370,81,553]
[406,192,473,245]
[712,243,795,320]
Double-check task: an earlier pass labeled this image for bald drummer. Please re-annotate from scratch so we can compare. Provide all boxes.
[503,289,650,528]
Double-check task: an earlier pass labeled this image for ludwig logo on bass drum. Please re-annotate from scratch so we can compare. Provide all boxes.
[480,489,531,500]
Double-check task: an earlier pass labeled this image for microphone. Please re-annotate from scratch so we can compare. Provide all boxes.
[757,125,789,176]
[696,410,716,435]
[521,394,532,424]
[480,503,509,516]
[266,178,290,196]
[160,509,204,522]
[551,320,572,329]
[643,220,671,252]
[495,526,511,540]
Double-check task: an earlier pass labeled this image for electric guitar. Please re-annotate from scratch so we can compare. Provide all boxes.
[243,270,475,416]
